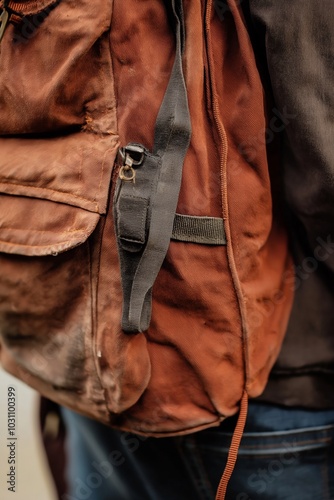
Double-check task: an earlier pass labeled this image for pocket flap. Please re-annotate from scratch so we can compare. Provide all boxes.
[0,193,99,256]
[0,133,118,214]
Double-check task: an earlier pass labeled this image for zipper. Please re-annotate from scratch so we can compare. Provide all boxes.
[204,0,229,220]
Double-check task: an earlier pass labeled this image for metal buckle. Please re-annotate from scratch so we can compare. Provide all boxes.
[118,144,146,183]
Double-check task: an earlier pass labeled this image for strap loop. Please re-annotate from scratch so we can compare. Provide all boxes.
[172,214,226,245]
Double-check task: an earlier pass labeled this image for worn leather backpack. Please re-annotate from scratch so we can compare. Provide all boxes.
[0,0,293,496]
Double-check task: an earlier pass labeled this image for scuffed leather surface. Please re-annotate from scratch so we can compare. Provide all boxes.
[0,0,293,435]
[0,0,131,424]
[0,0,119,214]
[0,239,111,422]
[0,0,115,134]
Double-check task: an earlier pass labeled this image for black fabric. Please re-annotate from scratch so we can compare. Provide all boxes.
[246,0,334,408]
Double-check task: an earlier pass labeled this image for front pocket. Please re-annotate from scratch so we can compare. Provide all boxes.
[0,190,100,390]
[0,0,115,135]
[0,181,152,421]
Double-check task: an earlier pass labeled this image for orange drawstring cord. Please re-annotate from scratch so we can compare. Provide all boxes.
[215,391,249,500]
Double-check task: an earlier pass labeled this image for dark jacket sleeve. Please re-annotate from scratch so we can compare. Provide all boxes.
[245,0,334,408]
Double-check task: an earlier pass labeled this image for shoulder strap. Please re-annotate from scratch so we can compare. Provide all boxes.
[114,0,191,333]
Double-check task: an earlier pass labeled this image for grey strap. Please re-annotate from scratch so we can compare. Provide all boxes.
[114,0,192,333]
[172,214,226,245]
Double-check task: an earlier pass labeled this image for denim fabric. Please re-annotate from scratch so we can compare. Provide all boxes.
[60,402,334,500]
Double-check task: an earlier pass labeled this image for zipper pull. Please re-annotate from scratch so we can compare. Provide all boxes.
[0,8,9,44]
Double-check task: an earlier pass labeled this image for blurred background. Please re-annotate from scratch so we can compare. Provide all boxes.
[0,369,57,500]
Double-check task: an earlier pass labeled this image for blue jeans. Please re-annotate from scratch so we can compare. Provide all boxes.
[60,402,334,500]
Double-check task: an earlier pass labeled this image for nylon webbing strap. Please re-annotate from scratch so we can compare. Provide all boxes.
[114,0,192,333]
[172,214,226,245]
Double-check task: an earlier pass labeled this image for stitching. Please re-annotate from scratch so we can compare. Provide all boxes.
[90,215,112,418]
[77,148,83,186]
[94,150,105,203]
[94,147,111,203]
[0,239,87,249]
[229,437,332,450]
[0,228,88,234]
[0,181,99,211]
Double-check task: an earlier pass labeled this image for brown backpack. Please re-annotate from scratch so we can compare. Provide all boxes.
[0,0,293,496]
